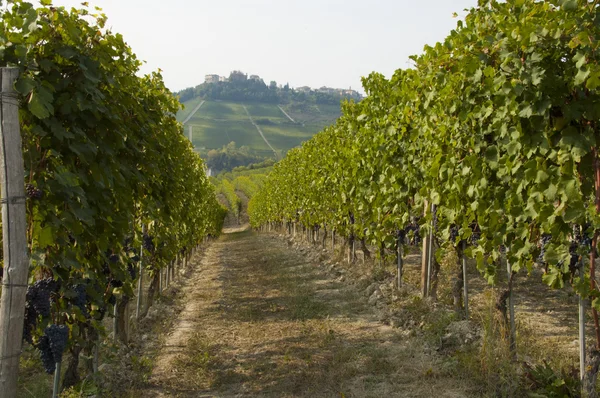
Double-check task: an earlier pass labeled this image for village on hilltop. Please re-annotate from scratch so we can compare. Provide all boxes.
[204,72,362,99]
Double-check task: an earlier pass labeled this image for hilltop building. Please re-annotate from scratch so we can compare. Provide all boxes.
[202,72,362,98]
[229,70,248,82]
[205,74,228,84]
[295,85,361,98]
[205,74,220,84]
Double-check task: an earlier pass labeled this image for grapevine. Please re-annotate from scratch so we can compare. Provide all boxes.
[248,0,600,388]
[0,0,226,388]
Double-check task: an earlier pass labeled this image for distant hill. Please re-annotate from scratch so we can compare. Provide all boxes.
[177,99,341,171]
[175,71,358,173]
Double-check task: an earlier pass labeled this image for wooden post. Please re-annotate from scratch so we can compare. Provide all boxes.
[332,229,335,251]
[159,265,163,294]
[506,252,517,357]
[0,67,29,398]
[113,303,118,344]
[166,261,170,287]
[136,224,145,319]
[397,232,403,288]
[93,341,99,373]
[579,261,586,383]
[125,303,130,342]
[421,201,429,297]
[462,240,469,319]
[426,204,436,296]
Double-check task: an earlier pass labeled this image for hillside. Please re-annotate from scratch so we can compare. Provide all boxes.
[176,98,341,161]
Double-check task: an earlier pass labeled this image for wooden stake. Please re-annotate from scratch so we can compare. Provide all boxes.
[421,201,429,297]
[332,229,335,251]
[113,303,118,344]
[397,233,403,288]
[0,68,29,398]
[592,148,600,349]
[579,260,586,382]
[462,240,469,319]
[52,361,62,398]
[506,254,516,357]
[136,224,145,319]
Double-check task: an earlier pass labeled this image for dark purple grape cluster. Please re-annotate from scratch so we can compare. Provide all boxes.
[396,229,406,242]
[23,278,60,344]
[25,184,43,200]
[95,306,107,320]
[537,234,552,264]
[449,224,459,244]
[72,284,88,317]
[143,234,155,252]
[109,279,124,288]
[405,222,420,245]
[569,241,580,273]
[124,237,133,249]
[22,304,37,344]
[124,237,140,280]
[101,262,110,276]
[127,262,138,280]
[26,278,59,319]
[37,324,69,373]
[470,222,481,246]
[109,253,119,264]
[568,224,595,273]
[573,224,592,250]
[46,324,69,362]
[38,334,55,374]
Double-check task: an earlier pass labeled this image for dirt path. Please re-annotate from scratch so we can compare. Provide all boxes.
[277,105,296,123]
[138,229,477,398]
[242,105,279,159]
[181,100,205,125]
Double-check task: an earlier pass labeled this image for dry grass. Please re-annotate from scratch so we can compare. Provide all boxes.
[134,229,480,397]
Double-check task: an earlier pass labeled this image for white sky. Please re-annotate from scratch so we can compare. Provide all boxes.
[46,0,479,94]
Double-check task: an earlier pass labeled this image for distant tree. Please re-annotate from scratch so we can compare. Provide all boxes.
[205,142,268,172]
[269,81,277,90]
[229,70,247,82]
[225,141,237,154]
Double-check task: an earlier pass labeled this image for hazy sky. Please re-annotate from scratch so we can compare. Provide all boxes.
[47,0,479,94]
